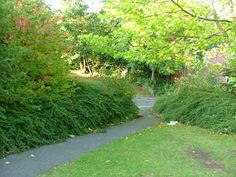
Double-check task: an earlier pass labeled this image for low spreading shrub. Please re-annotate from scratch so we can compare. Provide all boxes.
[0,79,138,157]
[0,2,138,158]
[98,77,135,99]
[153,87,236,134]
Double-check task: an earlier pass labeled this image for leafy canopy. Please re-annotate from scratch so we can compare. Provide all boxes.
[79,0,235,75]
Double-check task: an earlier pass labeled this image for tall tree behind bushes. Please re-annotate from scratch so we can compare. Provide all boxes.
[62,0,125,75]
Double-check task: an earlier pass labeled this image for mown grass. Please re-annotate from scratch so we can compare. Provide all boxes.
[40,124,236,177]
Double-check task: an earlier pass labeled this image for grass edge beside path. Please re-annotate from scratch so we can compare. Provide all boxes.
[40,123,236,177]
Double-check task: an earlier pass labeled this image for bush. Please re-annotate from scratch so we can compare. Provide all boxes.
[225,57,236,94]
[98,77,135,99]
[153,87,236,134]
[134,76,175,96]
[0,79,138,157]
[0,1,139,157]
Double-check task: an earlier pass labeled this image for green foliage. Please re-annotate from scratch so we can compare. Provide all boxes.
[0,0,68,105]
[134,77,175,96]
[178,72,219,89]
[62,1,124,75]
[0,1,138,157]
[99,77,135,99]
[60,0,235,89]
[0,79,138,157]
[154,87,236,134]
[79,0,235,76]
[225,57,236,93]
[1,0,235,158]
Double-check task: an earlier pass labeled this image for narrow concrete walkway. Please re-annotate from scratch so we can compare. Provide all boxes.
[0,97,158,177]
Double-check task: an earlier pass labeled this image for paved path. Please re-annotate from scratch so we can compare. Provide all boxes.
[0,97,158,177]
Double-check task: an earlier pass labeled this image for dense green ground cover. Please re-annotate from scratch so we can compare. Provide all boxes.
[154,87,236,134]
[40,124,236,177]
[0,78,138,157]
[0,1,137,158]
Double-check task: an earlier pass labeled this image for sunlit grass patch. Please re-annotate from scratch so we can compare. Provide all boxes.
[40,124,236,177]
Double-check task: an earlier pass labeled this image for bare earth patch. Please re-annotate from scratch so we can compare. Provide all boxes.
[187,148,227,172]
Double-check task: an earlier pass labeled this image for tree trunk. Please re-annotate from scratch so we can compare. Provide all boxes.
[85,58,92,76]
[80,62,84,73]
[82,58,86,74]
[151,68,155,81]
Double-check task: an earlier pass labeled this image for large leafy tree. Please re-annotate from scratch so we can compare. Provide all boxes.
[80,0,235,79]
[62,0,121,74]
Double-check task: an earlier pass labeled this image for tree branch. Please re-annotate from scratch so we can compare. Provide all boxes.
[170,0,233,23]
[175,28,232,39]
[138,10,182,18]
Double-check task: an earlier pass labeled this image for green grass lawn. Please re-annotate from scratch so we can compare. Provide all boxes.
[40,124,236,177]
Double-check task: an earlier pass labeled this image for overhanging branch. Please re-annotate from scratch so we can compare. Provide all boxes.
[170,0,233,23]
[175,28,232,39]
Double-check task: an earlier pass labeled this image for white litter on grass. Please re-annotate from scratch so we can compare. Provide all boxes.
[30,154,35,158]
[106,160,110,163]
[167,121,178,126]
[5,161,10,165]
